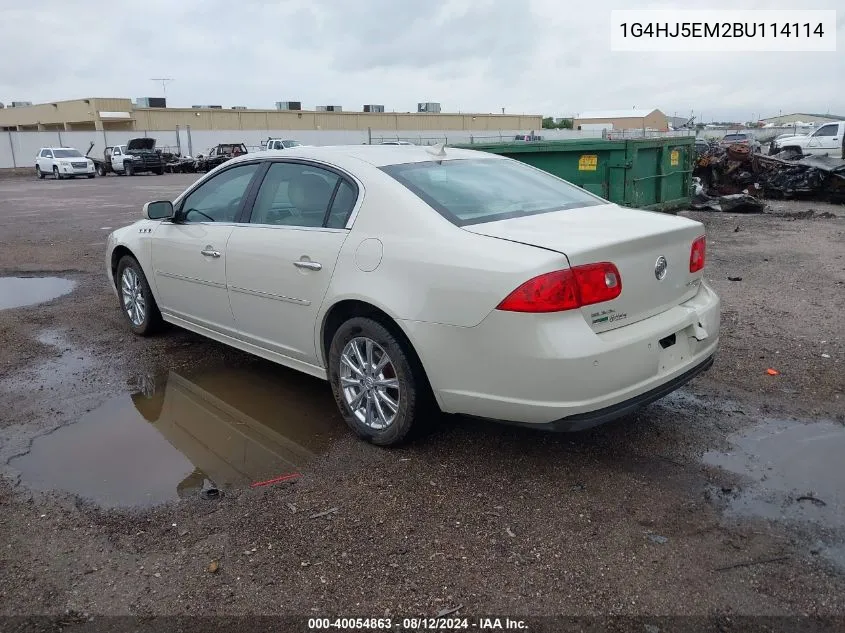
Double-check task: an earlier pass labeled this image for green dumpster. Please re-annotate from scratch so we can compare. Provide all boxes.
[453,137,694,211]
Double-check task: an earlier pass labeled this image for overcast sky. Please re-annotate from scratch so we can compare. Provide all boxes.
[1,0,842,122]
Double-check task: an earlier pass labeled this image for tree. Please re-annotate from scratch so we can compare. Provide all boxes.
[543,117,574,129]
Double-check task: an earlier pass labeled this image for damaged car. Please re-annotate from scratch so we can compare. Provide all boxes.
[195,143,248,172]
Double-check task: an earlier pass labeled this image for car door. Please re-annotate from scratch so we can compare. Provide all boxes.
[225,160,359,369]
[38,149,54,172]
[806,124,839,155]
[150,161,264,334]
[112,146,125,171]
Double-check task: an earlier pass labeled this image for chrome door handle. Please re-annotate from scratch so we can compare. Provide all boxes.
[201,248,221,258]
[293,260,322,271]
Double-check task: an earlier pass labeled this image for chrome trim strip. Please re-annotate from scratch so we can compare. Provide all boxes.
[228,285,310,306]
[155,270,227,289]
[233,223,347,233]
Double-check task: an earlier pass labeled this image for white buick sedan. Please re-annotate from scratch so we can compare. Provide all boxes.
[106,145,719,445]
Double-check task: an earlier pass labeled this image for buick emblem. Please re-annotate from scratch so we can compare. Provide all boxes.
[654,256,668,280]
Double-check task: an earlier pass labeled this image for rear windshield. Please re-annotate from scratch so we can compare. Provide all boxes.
[722,134,747,141]
[381,158,603,226]
[53,149,83,158]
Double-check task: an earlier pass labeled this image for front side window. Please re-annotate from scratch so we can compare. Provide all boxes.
[813,124,838,137]
[249,162,352,228]
[179,163,261,223]
[382,158,603,226]
[53,149,83,158]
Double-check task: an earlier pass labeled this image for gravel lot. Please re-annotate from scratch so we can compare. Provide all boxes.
[0,173,843,626]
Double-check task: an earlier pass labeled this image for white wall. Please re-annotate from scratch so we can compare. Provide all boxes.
[0,127,694,169]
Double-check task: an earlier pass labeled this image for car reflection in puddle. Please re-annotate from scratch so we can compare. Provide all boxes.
[10,365,342,507]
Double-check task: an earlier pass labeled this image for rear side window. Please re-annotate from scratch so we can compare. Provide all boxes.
[381,158,603,226]
[326,180,357,228]
[249,162,351,228]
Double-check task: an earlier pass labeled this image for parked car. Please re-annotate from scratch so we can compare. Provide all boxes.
[93,138,165,176]
[35,147,95,179]
[380,141,415,145]
[515,134,544,142]
[195,143,248,171]
[264,138,307,150]
[769,121,845,158]
[106,145,720,446]
[718,133,762,153]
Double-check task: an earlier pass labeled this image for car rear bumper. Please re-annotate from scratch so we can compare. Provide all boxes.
[401,280,720,427]
[502,354,714,431]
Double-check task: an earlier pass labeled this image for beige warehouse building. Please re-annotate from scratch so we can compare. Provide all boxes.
[0,98,541,132]
[573,108,668,131]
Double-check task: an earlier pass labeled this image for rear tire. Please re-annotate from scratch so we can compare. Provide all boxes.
[328,317,427,446]
[154,167,164,175]
[97,164,107,177]
[116,256,163,336]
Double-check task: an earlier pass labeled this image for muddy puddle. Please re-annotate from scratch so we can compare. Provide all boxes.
[703,418,845,570]
[9,365,342,507]
[0,276,76,310]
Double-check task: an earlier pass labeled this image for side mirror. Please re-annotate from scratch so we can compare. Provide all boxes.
[143,200,174,220]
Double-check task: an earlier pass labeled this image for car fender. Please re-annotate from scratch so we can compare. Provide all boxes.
[106,220,160,297]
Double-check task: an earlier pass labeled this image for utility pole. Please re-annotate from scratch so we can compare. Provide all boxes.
[150,78,174,99]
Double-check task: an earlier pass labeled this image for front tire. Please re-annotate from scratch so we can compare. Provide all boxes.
[36,165,45,179]
[124,162,135,176]
[53,166,62,180]
[328,317,425,446]
[116,256,162,336]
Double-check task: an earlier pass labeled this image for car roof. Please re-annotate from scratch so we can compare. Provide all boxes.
[226,145,500,169]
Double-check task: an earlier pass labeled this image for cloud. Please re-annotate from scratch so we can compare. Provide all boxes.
[0,0,841,121]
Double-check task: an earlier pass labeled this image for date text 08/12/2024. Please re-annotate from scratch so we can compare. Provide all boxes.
[307,617,528,630]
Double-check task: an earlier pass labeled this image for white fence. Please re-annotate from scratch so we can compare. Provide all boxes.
[1,127,699,169]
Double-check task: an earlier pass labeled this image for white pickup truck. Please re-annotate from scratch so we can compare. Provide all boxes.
[263,138,307,150]
[770,121,845,158]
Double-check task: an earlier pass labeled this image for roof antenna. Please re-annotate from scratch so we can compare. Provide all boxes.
[426,142,447,158]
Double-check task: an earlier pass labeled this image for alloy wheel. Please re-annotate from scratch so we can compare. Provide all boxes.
[339,336,400,430]
[121,267,146,327]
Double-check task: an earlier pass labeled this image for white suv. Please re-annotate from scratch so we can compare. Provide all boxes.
[35,147,96,180]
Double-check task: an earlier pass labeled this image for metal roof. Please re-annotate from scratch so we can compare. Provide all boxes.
[576,109,659,119]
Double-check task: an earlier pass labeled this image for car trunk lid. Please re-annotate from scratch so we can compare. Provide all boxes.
[463,204,704,332]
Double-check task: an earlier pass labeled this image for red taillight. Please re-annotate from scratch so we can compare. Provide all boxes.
[690,235,706,273]
[496,263,622,313]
